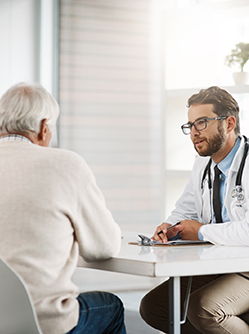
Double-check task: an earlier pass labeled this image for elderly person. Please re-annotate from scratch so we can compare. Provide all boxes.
[0,82,126,334]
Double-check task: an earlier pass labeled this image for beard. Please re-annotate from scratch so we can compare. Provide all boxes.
[194,124,226,157]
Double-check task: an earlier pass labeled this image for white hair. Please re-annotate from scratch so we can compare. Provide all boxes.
[0,82,59,135]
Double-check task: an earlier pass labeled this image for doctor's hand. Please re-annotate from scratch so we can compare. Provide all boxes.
[171,220,202,240]
[151,222,177,243]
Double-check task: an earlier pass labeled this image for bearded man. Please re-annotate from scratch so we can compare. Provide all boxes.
[139,86,249,334]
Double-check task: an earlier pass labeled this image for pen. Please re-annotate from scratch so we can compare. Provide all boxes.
[157,222,181,235]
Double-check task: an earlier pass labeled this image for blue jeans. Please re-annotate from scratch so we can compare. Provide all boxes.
[66,291,127,334]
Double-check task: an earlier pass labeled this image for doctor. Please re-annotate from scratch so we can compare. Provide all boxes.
[140,86,249,334]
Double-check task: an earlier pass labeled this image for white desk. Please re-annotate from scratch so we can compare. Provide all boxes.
[78,231,249,333]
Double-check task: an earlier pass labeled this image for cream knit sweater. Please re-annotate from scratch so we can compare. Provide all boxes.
[0,141,121,334]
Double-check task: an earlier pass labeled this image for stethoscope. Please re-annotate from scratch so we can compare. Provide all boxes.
[200,136,249,224]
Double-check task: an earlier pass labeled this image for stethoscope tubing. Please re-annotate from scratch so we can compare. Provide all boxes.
[236,139,249,187]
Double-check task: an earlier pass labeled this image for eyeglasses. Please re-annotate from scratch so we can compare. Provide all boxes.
[181,116,228,135]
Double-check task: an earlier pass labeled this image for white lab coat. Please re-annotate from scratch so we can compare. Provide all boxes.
[166,136,249,246]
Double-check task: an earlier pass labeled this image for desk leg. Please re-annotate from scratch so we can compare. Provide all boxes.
[169,276,181,334]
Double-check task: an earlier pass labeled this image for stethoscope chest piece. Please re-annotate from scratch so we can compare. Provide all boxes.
[231,185,244,202]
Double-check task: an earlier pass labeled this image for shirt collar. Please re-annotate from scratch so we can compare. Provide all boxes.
[0,134,32,144]
[212,136,241,176]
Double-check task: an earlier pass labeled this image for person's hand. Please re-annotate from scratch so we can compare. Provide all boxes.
[170,220,202,240]
[151,222,176,243]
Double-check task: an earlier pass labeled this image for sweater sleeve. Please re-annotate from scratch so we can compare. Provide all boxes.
[73,161,121,262]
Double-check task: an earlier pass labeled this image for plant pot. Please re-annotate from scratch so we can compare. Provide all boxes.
[232,71,249,85]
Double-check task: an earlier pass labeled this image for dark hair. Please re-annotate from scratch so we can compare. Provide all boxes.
[187,86,240,135]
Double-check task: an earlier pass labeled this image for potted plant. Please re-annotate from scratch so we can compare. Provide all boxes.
[225,42,249,85]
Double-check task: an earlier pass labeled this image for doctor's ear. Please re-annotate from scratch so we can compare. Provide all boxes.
[226,116,236,133]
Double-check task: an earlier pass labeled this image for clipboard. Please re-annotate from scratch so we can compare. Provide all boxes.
[129,240,212,246]
[129,234,212,247]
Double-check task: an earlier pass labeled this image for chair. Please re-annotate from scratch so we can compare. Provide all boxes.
[0,258,42,334]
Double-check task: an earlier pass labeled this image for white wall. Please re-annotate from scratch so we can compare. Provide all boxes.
[59,0,165,231]
[0,0,59,146]
[0,0,39,97]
